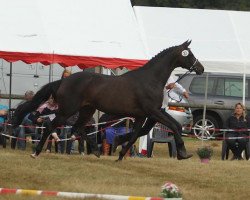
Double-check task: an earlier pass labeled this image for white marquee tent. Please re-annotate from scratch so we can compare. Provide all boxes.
[0,0,147,69]
[134,6,250,74]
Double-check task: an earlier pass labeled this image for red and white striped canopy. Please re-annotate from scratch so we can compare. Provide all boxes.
[0,0,148,70]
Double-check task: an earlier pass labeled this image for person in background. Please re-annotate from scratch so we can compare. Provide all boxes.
[12,90,35,150]
[50,69,74,153]
[226,102,250,160]
[45,69,72,153]
[162,76,189,109]
[99,113,133,156]
[0,103,8,128]
[22,90,34,103]
[0,100,8,145]
[61,69,72,79]
[65,116,96,156]
[29,96,59,157]
[162,76,192,159]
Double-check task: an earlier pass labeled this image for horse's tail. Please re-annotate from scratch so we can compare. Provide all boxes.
[12,79,62,127]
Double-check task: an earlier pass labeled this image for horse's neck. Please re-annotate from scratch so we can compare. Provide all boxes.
[143,54,177,87]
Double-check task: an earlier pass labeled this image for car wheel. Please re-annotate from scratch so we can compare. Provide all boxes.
[193,115,219,140]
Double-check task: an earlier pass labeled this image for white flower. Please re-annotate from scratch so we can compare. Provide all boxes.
[161,182,182,198]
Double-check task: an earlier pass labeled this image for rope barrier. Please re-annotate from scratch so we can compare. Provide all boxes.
[0,117,132,143]
[0,117,133,128]
[154,125,250,140]
[1,117,250,142]
[0,187,176,200]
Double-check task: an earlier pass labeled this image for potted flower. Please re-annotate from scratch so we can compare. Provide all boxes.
[196,146,213,163]
[161,182,182,198]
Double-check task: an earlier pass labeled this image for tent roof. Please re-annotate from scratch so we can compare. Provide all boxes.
[0,0,147,69]
[134,6,250,73]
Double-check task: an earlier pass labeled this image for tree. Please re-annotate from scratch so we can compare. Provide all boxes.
[131,0,250,11]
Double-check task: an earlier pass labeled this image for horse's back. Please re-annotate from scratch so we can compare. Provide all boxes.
[56,70,162,117]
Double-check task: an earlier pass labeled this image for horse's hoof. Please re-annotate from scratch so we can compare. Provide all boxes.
[93,151,100,158]
[112,136,119,153]
[177,144,193,160]
[115,158,122,162]
[30,153,38,159]
[177,153,193,160]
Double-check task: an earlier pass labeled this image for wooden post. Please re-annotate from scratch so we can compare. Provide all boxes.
[125,118,130,157]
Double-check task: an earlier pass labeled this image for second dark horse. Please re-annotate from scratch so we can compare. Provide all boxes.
[14,40,204,161]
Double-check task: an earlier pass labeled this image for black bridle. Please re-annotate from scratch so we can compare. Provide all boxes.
[167,58,198,102]
[175,58,198,83]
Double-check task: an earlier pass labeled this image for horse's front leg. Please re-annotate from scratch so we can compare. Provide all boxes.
[116,118,145,161]
[85,132,100,158]
[137,118,157,137]
[149,108,193,160]
[73,106,100,157]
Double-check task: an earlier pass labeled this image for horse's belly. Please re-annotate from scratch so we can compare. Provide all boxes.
[95,101,144,117]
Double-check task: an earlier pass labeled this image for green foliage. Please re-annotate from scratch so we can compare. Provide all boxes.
[161,188,182,198]
[196,146,213,159]
[131,0,250,11]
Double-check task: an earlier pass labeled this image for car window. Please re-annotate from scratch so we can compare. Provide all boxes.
[190,77,216,94]
[216,78,249,98]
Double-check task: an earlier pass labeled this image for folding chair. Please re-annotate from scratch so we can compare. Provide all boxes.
[147,123,177,158]
[221,131,250,160]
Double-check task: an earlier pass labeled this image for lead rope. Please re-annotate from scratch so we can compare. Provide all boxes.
[166,58,198,102]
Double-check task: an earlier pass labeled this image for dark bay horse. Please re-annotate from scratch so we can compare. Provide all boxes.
[14,40,204,161]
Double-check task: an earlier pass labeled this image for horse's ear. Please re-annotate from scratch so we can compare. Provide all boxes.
[182,40,192,47]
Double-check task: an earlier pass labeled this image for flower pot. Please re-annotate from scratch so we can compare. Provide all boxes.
[200,158,210,163]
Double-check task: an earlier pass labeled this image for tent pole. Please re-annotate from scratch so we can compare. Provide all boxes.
[243,64,246,105]
[49,51,55,83]
[201,73,208,146]
[8,62,12,109]
[95,66,102,122]
[49,64,52,83]
[229,12,246,104]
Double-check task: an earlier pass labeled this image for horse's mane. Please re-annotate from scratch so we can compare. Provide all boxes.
[141,45,180,70]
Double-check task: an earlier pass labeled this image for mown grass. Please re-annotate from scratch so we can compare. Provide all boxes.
[0,138,249,200]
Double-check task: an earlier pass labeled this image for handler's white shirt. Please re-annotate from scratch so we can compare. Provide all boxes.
[161,76,186,109]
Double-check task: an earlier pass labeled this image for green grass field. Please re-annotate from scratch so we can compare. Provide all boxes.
[0,138,249,200]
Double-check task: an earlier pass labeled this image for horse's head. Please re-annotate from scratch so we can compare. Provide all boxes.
[176,40,204,75]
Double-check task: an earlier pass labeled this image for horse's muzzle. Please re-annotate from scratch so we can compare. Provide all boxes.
[194,61,204,75]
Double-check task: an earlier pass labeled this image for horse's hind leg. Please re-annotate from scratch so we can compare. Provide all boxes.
[31,115,66,158]
[72,106,100,158]
[31,110,73,158]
